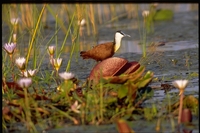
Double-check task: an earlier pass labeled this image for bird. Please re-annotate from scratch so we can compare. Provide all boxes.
[80,31,130,62]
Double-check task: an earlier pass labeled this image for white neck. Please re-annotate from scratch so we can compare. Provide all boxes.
[114,32,124,52]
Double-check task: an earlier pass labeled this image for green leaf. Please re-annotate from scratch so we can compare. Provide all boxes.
[129,66,145,83]
[104,96,118,104]
[118,86,128,99]
[153,9,173,20]
[136,71,154,89]
[59,80,74,97]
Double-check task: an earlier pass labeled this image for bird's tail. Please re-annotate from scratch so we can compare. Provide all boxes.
[80,51,89,59]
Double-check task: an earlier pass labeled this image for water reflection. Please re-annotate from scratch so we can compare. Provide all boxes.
[119,40,198,54]
[79,40,198,54]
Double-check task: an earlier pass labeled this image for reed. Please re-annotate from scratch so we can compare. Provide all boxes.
[3,4,197,133]
[25,4,46,68]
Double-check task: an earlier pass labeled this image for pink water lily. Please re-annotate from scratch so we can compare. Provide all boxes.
[59,72,75,80]
[17,78,32,88]
[71,101,81,114]
[3,43,16,55]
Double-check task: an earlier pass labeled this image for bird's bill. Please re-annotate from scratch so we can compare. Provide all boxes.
[124,34,131,37]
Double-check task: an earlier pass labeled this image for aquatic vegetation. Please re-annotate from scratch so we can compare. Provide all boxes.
[59,71,75,80]
[172,79,189,125]
[2,38,154,132]
[22,69,37,77]
[51,58,63,72]
[3,42,16,55]
[2,3,198,133]
[15,57,26,71]
[47,45,56,57]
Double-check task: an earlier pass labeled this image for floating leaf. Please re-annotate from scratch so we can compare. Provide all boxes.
[89,57,140,84]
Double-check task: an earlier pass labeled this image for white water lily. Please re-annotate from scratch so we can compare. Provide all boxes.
[59,72,75,80]
[78,19,86,26]
[3,42,16,55]
[10,18,19,25]
[17,78,32,88]
[172,80,189,90]
[23,69,37,77]
[51,58,62,71]
[15,57,26,70]
[48,45,55,56]
[142,10,150,17]
[172,79,189,125]
[71,101,81,114]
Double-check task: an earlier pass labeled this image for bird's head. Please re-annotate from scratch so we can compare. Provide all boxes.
[115,31,131,40]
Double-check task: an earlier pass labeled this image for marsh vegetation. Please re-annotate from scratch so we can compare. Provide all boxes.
[2,3,198,133]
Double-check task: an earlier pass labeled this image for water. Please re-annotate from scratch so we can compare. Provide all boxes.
[2,3,199,133]
[115,40,198,54]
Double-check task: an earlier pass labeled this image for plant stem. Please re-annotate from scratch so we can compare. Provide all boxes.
[9,54,16,81]
[48,104,78,124]
[142,18,147,58]
[55,14,58,57]
[23,88,37,132]
[100,82,103,121]
[178,93,184,124]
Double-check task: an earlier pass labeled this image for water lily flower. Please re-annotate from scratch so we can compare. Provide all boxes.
[3,42,16,55]
[172,79,189,95]
[51,58,62,71]
[59,72,75,80]
[23,69,37,77]
[78,19,86,26]
[10,18,19,26]
[172,79,189,125]
[48,45,55,56]
[71,101,81,113]
[15,57,26,71]
[142,10,150,18]
[17,78,32,88]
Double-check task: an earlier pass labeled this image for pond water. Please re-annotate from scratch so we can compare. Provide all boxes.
[2,3,199,133]
[106,40,198,54]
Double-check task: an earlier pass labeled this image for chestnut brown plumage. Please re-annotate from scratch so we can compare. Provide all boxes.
[80,31,130,62]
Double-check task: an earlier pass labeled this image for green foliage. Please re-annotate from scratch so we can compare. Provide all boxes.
[118,86,128,99]
[136,71,154,88]
[153,9,174,21]
[3,3,197,133]
[144,104,158,121]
